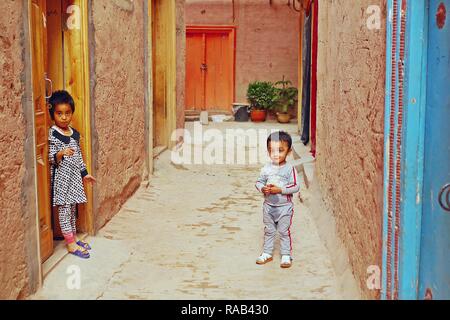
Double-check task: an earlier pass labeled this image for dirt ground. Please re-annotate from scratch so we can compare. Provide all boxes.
[32,121,343,300]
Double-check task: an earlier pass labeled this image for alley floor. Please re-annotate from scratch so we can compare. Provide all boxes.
[32,121,343,300]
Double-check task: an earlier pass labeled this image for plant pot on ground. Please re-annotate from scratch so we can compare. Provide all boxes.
[246,81,277,122]
[250,109,267,122]
[274,76,298,124]
[276,112,292,123]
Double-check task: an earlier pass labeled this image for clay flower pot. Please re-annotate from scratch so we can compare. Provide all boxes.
[276,112,291,123]
[250,109,267,122]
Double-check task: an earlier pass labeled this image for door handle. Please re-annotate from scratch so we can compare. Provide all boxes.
[200,63,208,71]
[45,73,53,100]
[438,183,450,212]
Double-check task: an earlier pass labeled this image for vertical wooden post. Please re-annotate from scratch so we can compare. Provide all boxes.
[298,10,304,133]
[62,0,94,234]
[152,0,177,149]
[146,0,154,175]
[310,0,318,158]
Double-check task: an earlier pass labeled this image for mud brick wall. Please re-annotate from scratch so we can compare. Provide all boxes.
[316,1,386,299]
[0,0,35,299]
[186,0,300,110]
[90,0,146,230]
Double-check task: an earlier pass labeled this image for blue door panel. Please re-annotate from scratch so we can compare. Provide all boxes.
[419,0,450,300]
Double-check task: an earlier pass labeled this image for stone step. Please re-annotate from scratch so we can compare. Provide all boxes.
[291,140,315,189]
[185,116,234,122]
[185,111,234,122]
[185,110,233,116]
[185,115,200,122]
[301,162,315,189]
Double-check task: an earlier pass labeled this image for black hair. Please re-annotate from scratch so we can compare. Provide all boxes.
[267,131,293,150]
[48,90,75,120]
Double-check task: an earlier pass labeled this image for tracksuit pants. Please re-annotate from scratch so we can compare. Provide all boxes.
[263,202,294,256]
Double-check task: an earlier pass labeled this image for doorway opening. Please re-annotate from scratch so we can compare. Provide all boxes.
[30,0,92,265]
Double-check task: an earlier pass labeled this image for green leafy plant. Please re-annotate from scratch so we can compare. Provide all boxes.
[274,76,298,114]
[246,81,278,111]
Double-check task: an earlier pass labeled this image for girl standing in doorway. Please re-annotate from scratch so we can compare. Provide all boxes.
[48,90,96,259]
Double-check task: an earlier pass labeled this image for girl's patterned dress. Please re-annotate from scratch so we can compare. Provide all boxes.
[48,125,88,239]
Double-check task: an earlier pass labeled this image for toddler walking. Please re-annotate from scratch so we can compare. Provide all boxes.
[255,131,300,268]
[48,90,96,259]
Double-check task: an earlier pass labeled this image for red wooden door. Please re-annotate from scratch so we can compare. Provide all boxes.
[185,26,235,112]
[185,32,205,111]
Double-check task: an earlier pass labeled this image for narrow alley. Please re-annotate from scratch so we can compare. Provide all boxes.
[2,0,449,302]
[32,122,345,300]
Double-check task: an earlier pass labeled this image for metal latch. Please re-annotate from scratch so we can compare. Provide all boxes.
[45,73,53,100]
[438,183,450,212]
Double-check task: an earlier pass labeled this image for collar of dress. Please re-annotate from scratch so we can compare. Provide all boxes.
[52,125,80,144]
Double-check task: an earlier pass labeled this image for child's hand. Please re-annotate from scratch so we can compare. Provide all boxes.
[262,184,274,195]
[269,186,282,194]
[57,148,75,162]
[83,175,97,184]
[59,148,75,157]
[62,148,75,156]
[262,186,271,195]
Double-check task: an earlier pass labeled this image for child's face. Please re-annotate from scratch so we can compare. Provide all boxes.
[268,140,291,165]
[54,103,73,130]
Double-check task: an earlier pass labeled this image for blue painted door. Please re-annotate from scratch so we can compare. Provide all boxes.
[419,0,450,300]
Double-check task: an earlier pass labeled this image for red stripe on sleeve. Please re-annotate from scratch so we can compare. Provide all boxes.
[286,168,297,189]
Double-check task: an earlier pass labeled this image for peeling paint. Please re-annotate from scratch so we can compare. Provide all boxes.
[437,2,446,29]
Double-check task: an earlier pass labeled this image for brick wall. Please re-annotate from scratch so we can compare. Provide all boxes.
[186,0,300,109]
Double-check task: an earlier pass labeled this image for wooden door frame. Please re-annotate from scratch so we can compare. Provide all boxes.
[151,0,177,151]
[186,25,236,111]
[63,0,94,236]
[145,0,154,174]
[28,0,94,268]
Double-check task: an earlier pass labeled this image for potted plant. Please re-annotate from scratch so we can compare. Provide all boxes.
[274,77,298,123]
[246,81,277,122]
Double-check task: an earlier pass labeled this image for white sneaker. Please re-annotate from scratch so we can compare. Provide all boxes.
[280,255,292,268]
[256,253,273,265]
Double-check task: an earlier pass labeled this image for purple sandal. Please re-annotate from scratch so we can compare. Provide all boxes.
[69,249,90,259]
[76,240,92,250]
